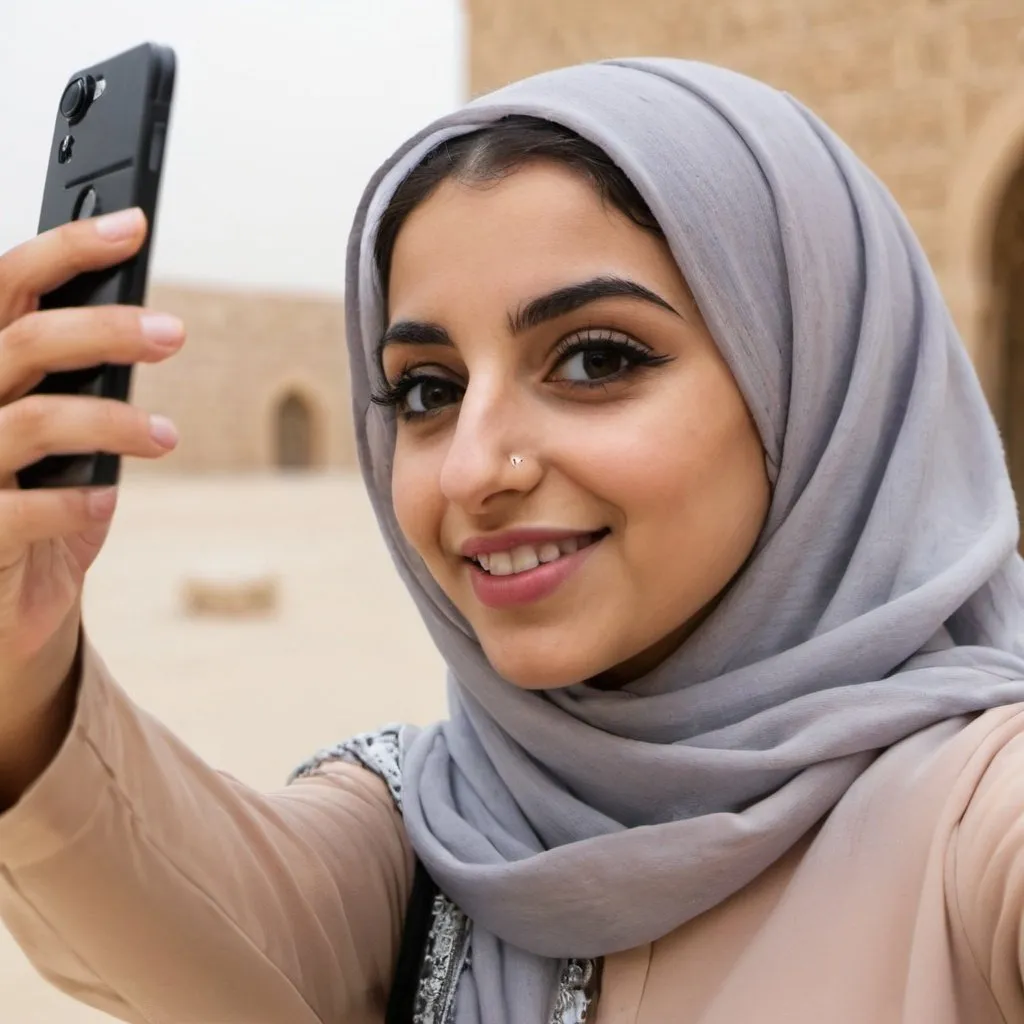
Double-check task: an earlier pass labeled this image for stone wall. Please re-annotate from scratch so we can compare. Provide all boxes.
[128,283,353,474]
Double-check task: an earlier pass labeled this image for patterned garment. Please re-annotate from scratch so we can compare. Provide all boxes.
[291,728,600,1023]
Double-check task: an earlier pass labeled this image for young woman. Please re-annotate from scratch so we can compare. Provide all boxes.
[0,58,1023,1024]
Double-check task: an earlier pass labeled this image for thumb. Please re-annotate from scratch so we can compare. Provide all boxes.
[65,488,118,571]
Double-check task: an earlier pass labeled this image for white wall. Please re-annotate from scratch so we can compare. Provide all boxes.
[0,0,465,295]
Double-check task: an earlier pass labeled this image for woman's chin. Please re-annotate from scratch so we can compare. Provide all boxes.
[480,637,613,691]
[477,618,699,691]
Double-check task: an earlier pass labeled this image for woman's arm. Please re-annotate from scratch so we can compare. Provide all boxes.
[0,636,413,1024]
[952,717,1024,1021]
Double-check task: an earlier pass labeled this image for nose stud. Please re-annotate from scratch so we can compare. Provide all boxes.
[510,455,525,468]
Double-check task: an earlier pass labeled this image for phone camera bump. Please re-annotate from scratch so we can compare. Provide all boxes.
[59,75,95,125]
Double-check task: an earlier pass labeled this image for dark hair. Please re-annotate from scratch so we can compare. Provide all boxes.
[373,116,663,298]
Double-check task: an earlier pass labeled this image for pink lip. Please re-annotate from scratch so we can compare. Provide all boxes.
[468,534,606,609]
[460,527,600,559]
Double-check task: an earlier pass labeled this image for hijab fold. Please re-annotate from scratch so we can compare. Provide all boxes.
[343,59,1024,1023]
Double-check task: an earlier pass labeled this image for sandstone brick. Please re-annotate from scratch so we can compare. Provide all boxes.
[964,10,1024,72]
[838,87,955,156]
[963,76,1018,136]
[469,0,731,95]
[871,152,951,211]
[800,0,916,31]
[769,27,900,98]
[902,209,946,269]
[718,48,805,94]
[714,0,799,46]
[904,18,955,79]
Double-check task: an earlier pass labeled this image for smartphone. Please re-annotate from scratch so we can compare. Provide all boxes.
[16,42,176,490]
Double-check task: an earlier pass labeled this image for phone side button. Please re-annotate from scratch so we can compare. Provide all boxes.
[148,122,166,173]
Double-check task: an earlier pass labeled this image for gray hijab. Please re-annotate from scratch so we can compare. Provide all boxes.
[344,59,1024,1021]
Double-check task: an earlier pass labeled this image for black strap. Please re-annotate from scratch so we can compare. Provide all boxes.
[385,860,439,1024]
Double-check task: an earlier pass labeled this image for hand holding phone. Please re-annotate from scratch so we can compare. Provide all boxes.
[0,43,183,798]
[17,42,176,489]
[0,206,186,801]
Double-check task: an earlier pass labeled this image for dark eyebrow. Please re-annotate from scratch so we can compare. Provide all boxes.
[508,275,683,334]
[375,320,452,364]
[375,274,683,364]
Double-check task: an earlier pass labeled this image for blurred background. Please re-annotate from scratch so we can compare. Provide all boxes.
[2,0,1024,1018]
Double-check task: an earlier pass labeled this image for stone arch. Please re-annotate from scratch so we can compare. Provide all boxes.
[271,386,322,471]
[991,163,1024,537]
[945,83,1024,406]
[946,84,1024,542]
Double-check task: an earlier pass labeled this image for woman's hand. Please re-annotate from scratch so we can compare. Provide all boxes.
[0,208,184,800]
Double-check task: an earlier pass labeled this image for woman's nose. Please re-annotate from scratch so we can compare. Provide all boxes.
[438,383,540,514]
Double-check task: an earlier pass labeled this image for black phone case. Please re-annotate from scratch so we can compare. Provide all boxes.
[16,42,176,490]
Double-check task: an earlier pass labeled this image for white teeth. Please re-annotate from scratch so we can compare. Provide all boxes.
[511,545,540,573]
[473,533,603,576]
[538,542,561,563]
[488,550,514,576]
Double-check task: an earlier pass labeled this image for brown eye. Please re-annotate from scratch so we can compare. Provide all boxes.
[549,333,673,389]
[556,345,631,382]
[580,349,626,380]
[404,377,462,414]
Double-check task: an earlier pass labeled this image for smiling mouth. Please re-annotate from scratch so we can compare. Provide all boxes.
[466,529,610,576]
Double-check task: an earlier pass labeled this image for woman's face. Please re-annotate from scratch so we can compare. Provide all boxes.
[382,161,770,689]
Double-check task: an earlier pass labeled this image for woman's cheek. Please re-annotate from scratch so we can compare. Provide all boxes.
[392,443,445,555]
[552,409,692,502]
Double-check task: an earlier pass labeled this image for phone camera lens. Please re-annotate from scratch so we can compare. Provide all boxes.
[59,76,95,125]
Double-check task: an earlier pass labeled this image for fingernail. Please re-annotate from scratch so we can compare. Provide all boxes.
[94,208,144,241]
[149,414,179,449]
[87,487,118,519]
[141,313,185,349]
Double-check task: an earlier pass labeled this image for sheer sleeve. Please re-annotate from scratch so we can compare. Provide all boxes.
[0,637,414,1023]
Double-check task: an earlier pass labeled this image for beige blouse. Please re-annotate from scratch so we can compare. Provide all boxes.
[1,637,1024,1023]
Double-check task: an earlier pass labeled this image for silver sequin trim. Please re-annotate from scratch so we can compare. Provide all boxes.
[550,958,600,1023]
[290,727,597,1023]
[413,894,472,1024]
[289,723,405,809]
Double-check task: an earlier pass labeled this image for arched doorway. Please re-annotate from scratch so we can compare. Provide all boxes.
[991,160,1024,543]
[274,391,316,471]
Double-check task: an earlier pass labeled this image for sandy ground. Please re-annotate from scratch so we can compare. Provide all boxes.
[0,470,448,1022]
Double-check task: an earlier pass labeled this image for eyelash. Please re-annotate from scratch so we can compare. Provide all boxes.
[370,330,673,422]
